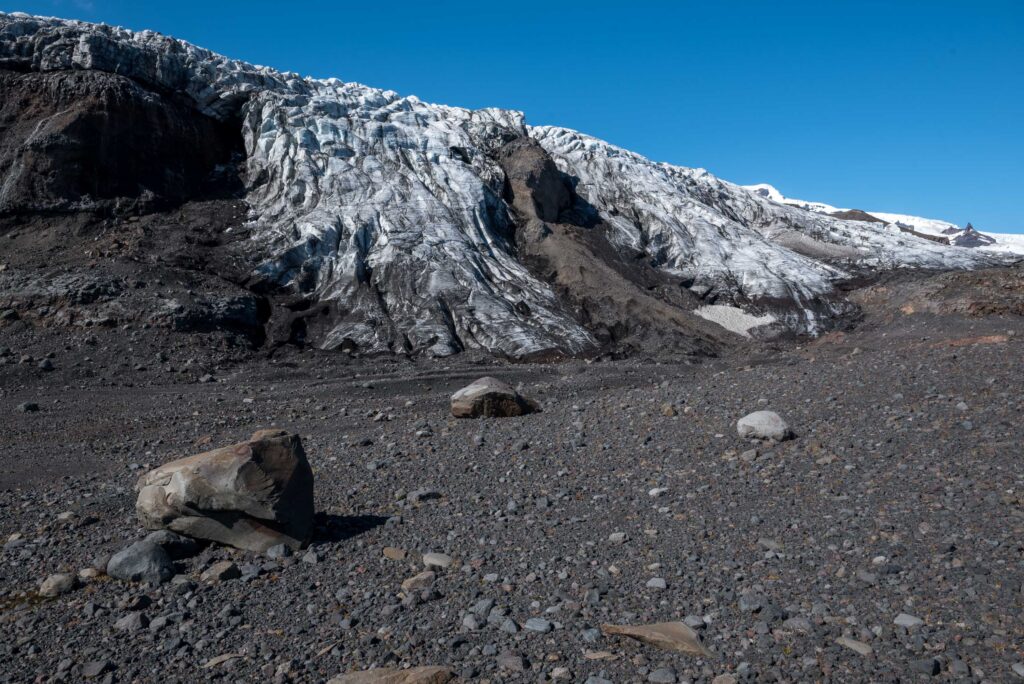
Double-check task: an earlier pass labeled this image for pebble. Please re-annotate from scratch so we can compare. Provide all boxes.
[648,667,678,683]
[893,613,923,628]
[835,637,873,656]
[524,617,552,633]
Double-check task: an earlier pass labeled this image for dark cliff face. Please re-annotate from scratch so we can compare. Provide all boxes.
[0,69,243,214]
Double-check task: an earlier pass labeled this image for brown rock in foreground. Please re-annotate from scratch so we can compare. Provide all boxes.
[135,430,314,552]
[450,377,537,418]
[601,621,711,657]
[327,666,454,684]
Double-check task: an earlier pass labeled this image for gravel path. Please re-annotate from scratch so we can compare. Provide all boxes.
[1,310,1022,683]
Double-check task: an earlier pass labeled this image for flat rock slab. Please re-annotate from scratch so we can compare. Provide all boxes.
[135,430,314,553]
[450,377,537,418]
[601,622,711,657]
[327,666,454,684]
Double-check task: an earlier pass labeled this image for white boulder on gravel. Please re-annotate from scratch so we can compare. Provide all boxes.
[450,377,537,418]
[736,410,793,441]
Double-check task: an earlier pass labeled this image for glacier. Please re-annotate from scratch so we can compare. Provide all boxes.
[0,12,1015,358]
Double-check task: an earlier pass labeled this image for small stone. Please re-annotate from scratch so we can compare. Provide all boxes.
[782,617,812,632]
[266,543,293,559]
[524,617,552,633]
[16,402,39,413]
[894,613,923,628]
[646,577,667,590]
[301,550,320,564]
[402,570,436,592]
[201,561,241,582]
[39,573,75,597]
[711,676,738,684]
[648,668,677,683]
[114,612,149,632]
[496,652,527,672]
[144,530,200,560]
[38,359,54,371]
[82,661,113,679]
[835,636,873,656]
[382,546,407,561]
[423,552,453,569]
[407,489,442,504]
[1012,662,1024,679]
[660,403,677,417]
[648,487,669,498]
[608,532,627,544]
[911,657,940,676]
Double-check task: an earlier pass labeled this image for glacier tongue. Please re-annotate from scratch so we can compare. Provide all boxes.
[0,12,1011,357]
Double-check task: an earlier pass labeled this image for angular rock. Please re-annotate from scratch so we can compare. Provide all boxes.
[135,430,314,552]
[144,530,200,560]
[201,560,241,582]
[402,571,436,592]
[106,541,174,584]
[450,377,537,418]
[601,622,711,657]
[327,666,454,684]
[736,411,793,441]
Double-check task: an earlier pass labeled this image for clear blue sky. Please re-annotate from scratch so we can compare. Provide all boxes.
[7,0,1023,232]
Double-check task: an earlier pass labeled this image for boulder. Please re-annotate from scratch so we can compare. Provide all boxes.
[450,377,537,418]
[327,667,454,684]
[736,411,793,441]
[106,540,174,584]
[135,430,314,553]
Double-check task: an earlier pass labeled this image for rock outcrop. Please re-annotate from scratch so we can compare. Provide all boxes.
[135,430,314,552]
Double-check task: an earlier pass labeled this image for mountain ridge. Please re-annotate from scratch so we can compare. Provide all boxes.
[0,12,1018,358]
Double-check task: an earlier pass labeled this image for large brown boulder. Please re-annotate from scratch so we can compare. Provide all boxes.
[135,430,314,552]
[450,377,537,418]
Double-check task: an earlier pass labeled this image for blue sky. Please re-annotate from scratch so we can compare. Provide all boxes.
[7,1,1023,232]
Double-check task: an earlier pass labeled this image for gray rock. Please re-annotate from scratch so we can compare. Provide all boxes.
[646,577,667,590]
[893,612,923,628]
[106,541,174,584]
[524,617,552,633]
[266,543,293,559]
[144,530,199,560]
[114,612,149,632]
[200,560,241,582]
[496,652,526,672]
[16,402,39,413]
[81,660,113,679]
[736,410,793,441]
[911,657,940,676]
[648,668,677,683]
[39,573,75,597]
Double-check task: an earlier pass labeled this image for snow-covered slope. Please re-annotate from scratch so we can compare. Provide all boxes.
[745,183,1024,254]
[0,13,1015,357]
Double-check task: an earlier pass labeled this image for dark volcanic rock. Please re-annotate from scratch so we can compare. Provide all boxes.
[0,68,241,214]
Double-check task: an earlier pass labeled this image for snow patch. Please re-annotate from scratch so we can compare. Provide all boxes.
[694,305,776,338]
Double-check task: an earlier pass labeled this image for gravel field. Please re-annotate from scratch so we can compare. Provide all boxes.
[1,304,1022,683]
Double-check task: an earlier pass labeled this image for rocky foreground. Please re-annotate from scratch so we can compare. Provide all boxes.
[1,270,1023,683]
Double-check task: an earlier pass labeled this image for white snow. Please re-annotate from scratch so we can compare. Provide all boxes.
[1,12,1014,356]
[693,305,776,337]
